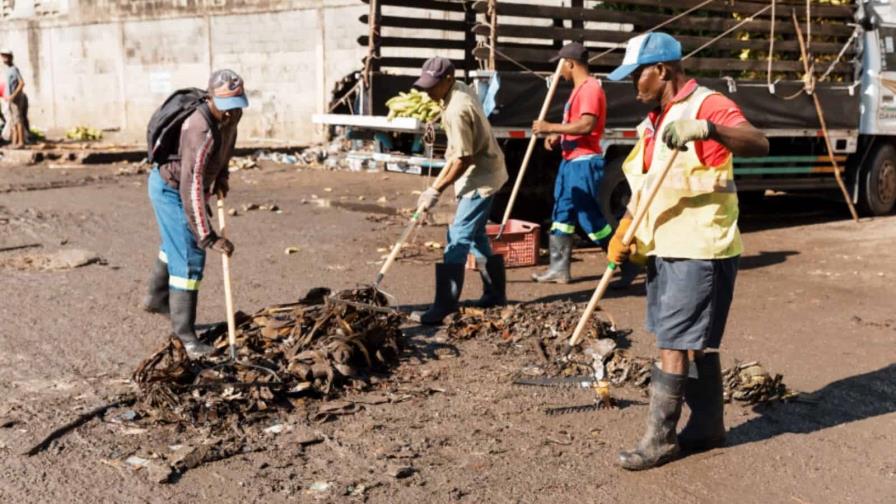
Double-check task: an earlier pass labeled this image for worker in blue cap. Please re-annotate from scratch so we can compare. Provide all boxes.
[605,33,768,471]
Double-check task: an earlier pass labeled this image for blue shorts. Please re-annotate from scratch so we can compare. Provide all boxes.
[646,256,739,350]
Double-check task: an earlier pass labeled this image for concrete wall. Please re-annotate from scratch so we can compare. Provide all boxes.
[0,0,372,145]
[0,0,557,146]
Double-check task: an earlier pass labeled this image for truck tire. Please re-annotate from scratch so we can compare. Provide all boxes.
[859,143,896,216]
[597,156,631,229]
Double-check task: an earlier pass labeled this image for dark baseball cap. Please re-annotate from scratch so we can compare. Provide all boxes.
[208,69,249,111]
[550,42,588,63]
[413,57,456,90]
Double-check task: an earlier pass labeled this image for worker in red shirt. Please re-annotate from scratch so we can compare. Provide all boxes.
[531,42,637,286]
[605,32,768,471]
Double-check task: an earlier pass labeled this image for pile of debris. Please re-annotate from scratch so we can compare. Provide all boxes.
[723,361,796,405]
[444,301,628,377]
[132,287,402,428]
[446,303,794,406]
[445,301,619,345]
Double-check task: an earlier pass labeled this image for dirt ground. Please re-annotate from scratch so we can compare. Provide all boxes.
[0,161,894,504]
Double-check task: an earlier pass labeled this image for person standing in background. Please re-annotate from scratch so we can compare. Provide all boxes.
[2,49,27,148]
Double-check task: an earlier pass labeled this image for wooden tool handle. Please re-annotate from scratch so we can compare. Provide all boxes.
[216,198,238,360]
[375,157,453,287]
[497,59,565,238]
[568,149,681,348]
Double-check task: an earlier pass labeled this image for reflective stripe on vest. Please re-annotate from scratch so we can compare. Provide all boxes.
[621,85,743,260]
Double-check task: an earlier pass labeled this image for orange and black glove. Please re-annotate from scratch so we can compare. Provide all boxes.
[607,217,637,265]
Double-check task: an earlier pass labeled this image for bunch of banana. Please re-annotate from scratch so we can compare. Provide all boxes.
[385,89,441,122]
[65,126,103,141]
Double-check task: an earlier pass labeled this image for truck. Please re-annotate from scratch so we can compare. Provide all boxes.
[314,0,896,228]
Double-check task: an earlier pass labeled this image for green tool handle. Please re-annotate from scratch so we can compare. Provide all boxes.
[568,148,681,348]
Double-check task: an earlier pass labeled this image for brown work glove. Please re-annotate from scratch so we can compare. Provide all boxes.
[607,217,636,265]
[210,237,235,257]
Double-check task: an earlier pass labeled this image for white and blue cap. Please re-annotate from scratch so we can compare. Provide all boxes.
[607,32,682,81]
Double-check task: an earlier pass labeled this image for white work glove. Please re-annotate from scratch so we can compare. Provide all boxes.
[661,119,713,150]
[416,187,442,212]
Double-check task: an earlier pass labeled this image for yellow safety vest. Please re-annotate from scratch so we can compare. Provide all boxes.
[622,85,743,259]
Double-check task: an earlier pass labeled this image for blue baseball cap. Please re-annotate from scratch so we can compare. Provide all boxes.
[208,69,249,111]
[607,32,682,81]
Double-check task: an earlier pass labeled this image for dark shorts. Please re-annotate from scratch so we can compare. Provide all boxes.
[646,256,739,351]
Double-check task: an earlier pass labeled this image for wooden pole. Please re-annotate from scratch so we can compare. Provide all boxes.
[568,149,681,349]
[488,0,497,70]
[791,11,859,222]
[496,59,564,238]
[216,198,238,360]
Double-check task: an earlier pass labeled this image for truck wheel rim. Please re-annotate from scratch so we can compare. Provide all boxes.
[879,159,896,205]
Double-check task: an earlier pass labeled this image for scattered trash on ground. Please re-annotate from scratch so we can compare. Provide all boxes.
[723,361,797,405]
[132,287,403,428]
[115,162,148,176]
[229,157,259,171]
[241,202,280,213]
[251,139,354,168]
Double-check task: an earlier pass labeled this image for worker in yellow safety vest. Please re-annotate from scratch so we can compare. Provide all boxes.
[604,32,769,471]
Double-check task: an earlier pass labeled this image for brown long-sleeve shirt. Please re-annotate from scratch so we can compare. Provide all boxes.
[159,108,237,247]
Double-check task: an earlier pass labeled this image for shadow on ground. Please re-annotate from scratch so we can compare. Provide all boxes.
[738,192,858,232]
[726,364,896,447]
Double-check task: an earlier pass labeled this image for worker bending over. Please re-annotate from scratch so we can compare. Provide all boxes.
[605,33,768,470]
[143,70,248,357]
[409,57,509,325]
[531,42,639,286]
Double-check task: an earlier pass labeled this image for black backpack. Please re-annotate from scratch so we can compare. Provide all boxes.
[146,88,218,164]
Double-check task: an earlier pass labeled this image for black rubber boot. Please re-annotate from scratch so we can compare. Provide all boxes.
[678,353,726,452]
[617,365,688,471]
[142,258,170,315]
[410,263,465,325]
[169,289,215,359]
[531,234,572,283]
[472,255,507,308]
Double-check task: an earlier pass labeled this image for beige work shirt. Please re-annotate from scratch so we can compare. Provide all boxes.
[441,82,508,198]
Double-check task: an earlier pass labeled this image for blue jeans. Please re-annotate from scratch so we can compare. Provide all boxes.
[443,193,494,265]
[148,167,206,291]
[551,155,612,245]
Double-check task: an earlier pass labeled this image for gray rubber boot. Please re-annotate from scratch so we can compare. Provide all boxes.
[472,255,507,308]
[678,353,726,452]
[410,263,465,325]
[169,289,215,359]
[617,365,687,471]
[531,234,572,283]
[142,258,170,315]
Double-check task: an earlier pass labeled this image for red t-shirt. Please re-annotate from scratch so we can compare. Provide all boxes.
[643,79,748,171]
[562,77,606,161]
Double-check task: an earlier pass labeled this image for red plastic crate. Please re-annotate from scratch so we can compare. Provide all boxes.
[466,219,540,269]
